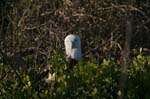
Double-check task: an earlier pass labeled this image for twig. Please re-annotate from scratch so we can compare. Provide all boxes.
[98,4,150,22]
[0,50,25,86]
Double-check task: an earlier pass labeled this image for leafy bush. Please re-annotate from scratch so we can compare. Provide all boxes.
[0,51,150,99]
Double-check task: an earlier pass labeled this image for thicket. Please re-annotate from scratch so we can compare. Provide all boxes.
[0,0,150,98]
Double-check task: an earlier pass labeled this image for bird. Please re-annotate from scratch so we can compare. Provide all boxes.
[64,34,82,70]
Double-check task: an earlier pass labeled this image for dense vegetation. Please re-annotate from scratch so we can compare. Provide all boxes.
[0,0,150,99]
[0,50,150,99]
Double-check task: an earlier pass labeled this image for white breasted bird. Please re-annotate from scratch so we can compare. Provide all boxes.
[64,34,82,70]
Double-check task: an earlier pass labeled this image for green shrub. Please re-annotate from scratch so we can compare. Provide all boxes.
[0,51,150,98]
